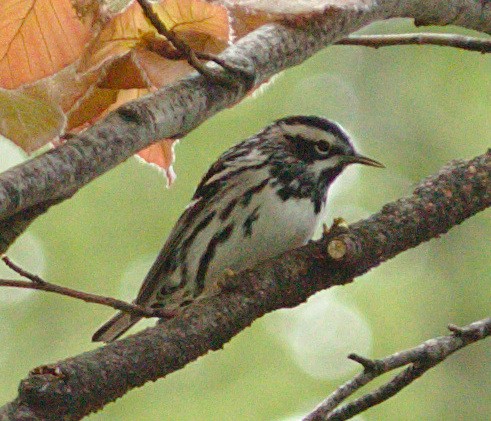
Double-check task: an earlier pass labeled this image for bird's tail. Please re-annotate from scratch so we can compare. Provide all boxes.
[92,311,141,343]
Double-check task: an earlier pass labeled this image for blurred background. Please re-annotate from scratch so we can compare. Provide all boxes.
[0,20,489,420]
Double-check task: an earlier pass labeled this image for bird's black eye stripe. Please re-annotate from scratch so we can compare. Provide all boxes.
[329,146,345,156]
[284,134,317,163]
[285,132,349,161]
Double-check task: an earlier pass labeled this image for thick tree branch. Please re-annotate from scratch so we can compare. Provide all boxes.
[0,0,490,252]
[0,151,489,420]
[336,33,491,53]
[304,318,491,421]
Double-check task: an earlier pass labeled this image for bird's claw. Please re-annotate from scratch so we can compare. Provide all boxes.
[323,218,350,238]
[213,268,240,292]
[332,217,349,229]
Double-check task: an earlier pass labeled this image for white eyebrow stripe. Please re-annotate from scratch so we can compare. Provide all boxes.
[280,124,336,143]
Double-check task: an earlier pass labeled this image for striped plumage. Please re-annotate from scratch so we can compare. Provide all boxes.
[93,116,383,342]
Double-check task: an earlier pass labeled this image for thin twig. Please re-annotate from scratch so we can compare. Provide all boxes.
[2,255,45,284]
[136,0,254,85]
[304,318,491,421]
[336,33,491,53]
[0,256,173,319]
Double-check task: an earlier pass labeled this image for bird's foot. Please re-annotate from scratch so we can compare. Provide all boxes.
[213,268,241,292]
[323,217,350,237]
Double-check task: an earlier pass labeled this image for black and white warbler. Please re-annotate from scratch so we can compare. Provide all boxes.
[93,116,383,342]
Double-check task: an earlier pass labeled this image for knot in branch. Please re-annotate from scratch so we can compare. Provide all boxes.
[326,234,360,262]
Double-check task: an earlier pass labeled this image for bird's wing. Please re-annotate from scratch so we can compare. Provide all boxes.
[134,137,264,306]
[133,197,207,305]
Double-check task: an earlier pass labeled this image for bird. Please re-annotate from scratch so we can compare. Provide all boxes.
[92,115,383,342]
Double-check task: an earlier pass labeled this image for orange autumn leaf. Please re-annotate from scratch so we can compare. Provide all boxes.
[0,0,92,89]
[66,87,120,130]
[0,0,230,166]
[100,47,194,89]
[74,0,230,177]
[137,139,178,187]
[79,2,149,73]
[81,0,229,85]
[106,87,152,113]
[154,0,228,40]
[97,53,150,89]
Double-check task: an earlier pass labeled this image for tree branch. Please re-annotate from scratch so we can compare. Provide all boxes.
[0,151,488,420]
[0,256,174,319]
[0,0,489,252]
[336,33,491,53]
[303,318,491,421]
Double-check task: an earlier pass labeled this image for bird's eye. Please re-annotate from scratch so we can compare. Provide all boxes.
[315,142,331,155]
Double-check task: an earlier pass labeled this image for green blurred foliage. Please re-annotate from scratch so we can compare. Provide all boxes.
[0,20,489,420]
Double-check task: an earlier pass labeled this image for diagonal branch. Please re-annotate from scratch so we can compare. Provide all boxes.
[0,278,156,317]
[336,33,491,53]
[0,151,488,420]
[0,256,173,318]
[0,0,490,253]
[304,318,491,421]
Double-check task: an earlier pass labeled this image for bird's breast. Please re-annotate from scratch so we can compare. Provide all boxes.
[202,184,325,289]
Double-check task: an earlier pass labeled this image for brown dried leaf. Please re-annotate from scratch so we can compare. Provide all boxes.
[1,63,111,151]
[0,88,65,152]
[21,64,100,115]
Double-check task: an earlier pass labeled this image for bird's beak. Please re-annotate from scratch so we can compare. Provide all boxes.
[344,154,385,168]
